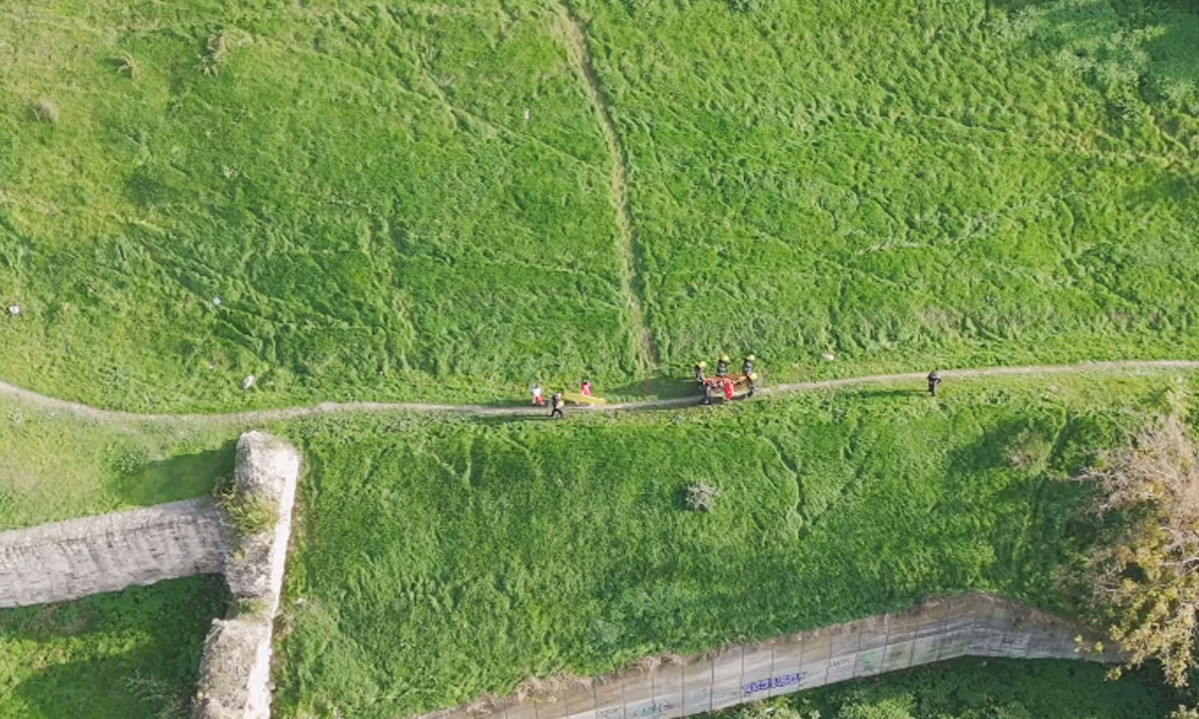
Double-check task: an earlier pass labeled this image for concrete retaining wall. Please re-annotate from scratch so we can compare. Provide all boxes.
[420,594,1119,719]
[194,431,302,719]
[0,498,227,608]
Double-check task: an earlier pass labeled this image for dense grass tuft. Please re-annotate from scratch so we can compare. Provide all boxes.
[29,98,58,124]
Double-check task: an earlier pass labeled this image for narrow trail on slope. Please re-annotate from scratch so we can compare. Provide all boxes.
[2,360,1197,425]
[555,3,658,371]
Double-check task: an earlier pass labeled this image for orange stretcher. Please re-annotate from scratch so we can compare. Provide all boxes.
[702,373,749,389]
[563,391,606,405]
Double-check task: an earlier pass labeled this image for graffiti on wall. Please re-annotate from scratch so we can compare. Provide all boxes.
[632,701,677,718]
[742,672,805,696]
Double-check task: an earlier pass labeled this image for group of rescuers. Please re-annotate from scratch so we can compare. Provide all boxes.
[530,379,593,418]
[695,354,758,405]
[530,361,945,418]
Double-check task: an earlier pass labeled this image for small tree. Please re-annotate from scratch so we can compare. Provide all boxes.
[1079,391,1199,687]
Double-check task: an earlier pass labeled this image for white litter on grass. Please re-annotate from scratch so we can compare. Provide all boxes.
[7,305,20,317]
[822,352,836,361]
[213,296,222,306]
[242,374,256,390]
[524,107,530,121]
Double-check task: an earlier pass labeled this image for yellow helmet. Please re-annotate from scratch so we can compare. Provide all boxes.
[697,361,707,369]
[746,354,755,361]
[749,372,758,381]
[720,354,730,362]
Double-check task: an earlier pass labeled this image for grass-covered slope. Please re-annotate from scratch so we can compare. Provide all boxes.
[274,372,1197,719]
[1,0,1197,410]
[0,398,237,530]
[0,0,635,410]
[0,576,226,719]
[579,0,1199,374]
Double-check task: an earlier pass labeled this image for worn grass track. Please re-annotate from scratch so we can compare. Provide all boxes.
[0,360,1196,423]
[556,2,657,371]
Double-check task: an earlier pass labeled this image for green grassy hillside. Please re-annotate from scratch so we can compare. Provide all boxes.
[579,0,1199,372]
[0,576,225,719]
[0,0,635,410]
[0,0,1196,410]
[0,398,237,530]
[273,372,1197,718]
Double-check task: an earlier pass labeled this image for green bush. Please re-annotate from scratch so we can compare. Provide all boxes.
[214,477,277,538]
[685,480,720,511]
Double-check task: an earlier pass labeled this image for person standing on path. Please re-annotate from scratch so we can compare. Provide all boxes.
[742,355,757,397]
[927,370,942,397]
[531,383,545,406]
[694,361,707,386]
[550,392,565,419]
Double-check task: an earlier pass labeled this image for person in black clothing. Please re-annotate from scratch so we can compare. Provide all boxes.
[742,354,755,376]
[927,370,942,397]
[694,361,707,386]
[703,382,714,405]
[550,392,565,418]
[716,355,730,376]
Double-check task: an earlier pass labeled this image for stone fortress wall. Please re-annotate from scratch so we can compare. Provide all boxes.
[1,436,1116,719]
[0,497,227,608]
[418,593,1118,719]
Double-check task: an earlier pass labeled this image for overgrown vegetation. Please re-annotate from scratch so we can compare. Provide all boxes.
[213,473,277,538]
[1076,384,1199,688]
[0,0,1196,410]
[712,657,1174,719]
[0,576,226,719]
[273,373,1194,718]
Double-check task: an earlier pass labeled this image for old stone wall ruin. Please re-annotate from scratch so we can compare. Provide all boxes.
[193,431,302,719]
[0,432,1119,719]
[0,498,227,608]
[417,593,1119,719]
